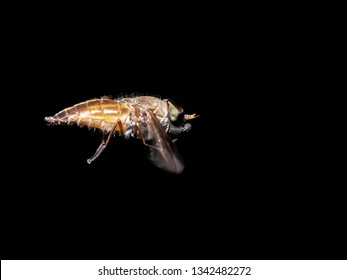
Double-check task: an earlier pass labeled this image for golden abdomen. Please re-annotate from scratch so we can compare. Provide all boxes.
[45,98,130,133]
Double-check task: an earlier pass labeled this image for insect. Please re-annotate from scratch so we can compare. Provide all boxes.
[45,95,198,173]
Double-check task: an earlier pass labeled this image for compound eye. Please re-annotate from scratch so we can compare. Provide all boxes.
[168,100,184,122]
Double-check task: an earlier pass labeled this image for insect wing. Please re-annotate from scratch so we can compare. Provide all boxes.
[145,110,184,174]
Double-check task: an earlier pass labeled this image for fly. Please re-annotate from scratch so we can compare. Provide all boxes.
[44,95,198,173]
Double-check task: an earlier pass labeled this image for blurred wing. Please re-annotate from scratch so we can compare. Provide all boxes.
[145,110,184,174]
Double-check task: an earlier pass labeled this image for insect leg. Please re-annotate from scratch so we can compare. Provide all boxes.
[135,123,160,151]
[86,120,119,164]
[87,134,106,164]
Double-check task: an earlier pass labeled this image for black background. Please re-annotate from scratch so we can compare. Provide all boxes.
[2,5,345,260]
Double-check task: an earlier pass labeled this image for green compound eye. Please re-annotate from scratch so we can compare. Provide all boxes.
[168,100,184,122]
[170,108,179,121]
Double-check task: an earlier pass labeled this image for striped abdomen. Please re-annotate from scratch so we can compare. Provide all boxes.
[44,98,130,133]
